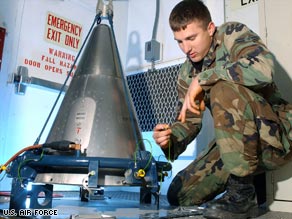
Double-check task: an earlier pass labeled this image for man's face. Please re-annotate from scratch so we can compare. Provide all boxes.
[173,21,215,63]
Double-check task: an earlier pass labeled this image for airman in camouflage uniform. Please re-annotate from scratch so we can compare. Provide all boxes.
[152,0,292,218]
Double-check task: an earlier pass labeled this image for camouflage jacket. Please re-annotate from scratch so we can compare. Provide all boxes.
[165,21,287,161]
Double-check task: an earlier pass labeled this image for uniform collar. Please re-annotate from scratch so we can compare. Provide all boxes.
[204,28,219,67]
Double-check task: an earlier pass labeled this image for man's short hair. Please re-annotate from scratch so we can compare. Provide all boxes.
[169,0,212,31]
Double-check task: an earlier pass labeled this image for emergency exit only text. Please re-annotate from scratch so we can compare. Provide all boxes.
[45,12,82,51]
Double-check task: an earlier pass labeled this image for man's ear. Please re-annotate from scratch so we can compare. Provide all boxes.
[208,22,216,36]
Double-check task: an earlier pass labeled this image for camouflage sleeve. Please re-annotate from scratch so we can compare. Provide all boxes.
[198,22,275,91]
[162,62,202,161]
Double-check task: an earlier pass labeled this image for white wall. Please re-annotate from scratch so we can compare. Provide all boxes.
[225,0,259,34]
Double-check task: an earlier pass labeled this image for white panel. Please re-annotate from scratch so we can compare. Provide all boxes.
[259,0,292,212]
[266,165,292,212]
[15,0,94,85]
[260,0,292,103]
[273,162,292,201]
[204,0,225,26]
[225,0,260,34]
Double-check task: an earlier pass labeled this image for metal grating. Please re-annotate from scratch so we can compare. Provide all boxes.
[126,64,181,132]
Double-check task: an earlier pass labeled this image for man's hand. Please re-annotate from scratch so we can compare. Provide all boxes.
[152,124,172,149]
[178,76,205,123]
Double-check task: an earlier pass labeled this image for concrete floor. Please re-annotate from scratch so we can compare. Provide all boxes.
[1,190,292,219]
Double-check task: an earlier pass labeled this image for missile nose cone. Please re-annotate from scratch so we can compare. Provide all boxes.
[46,23,144,159]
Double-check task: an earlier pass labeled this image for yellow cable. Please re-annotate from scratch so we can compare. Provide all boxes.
[0,165,7,171]
[135,138,153,171]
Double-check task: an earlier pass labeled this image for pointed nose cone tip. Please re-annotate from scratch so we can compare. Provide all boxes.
[75,24,121,77]
[46,23,145,159]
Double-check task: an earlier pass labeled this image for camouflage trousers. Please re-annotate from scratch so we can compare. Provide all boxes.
[167,81,292,206]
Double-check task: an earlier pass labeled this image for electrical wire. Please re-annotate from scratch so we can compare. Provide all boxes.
[17,149,44,187]
[151,0,160,40]
[134,138,153,171]
[0,144,42,174]
[1,141,80,188]
[155,141,173,193]
[157,154,173,179]
[133,137,173,192]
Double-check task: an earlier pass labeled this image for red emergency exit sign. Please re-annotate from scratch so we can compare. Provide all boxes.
[0,27,6,71]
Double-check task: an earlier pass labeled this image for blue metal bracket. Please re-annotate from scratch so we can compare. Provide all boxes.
[6,149,171,214]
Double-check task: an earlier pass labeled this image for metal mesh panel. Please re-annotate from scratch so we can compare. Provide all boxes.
[126,64,181,132]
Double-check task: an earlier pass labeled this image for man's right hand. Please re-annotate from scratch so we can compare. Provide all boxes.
[178,76,205,123]
[152,124,172,149]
